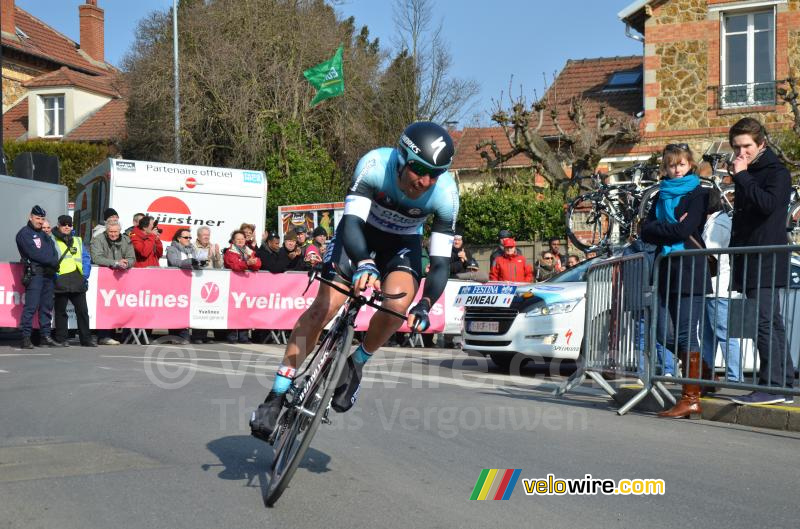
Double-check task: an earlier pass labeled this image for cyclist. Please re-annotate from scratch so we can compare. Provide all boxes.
[250,121,459,439]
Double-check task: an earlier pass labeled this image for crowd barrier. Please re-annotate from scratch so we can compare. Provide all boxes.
[0,263,474,333]
[554,254,676,410]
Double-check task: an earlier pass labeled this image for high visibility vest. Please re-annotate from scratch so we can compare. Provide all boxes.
[54,236,83,275]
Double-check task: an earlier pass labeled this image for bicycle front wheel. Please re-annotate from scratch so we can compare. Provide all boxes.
[787,201,800,245]
[265,324,353,507]
[566,193,615,252]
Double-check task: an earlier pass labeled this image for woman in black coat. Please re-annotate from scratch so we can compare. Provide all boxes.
[641,143,711,418]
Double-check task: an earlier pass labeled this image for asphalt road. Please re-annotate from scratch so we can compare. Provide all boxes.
[0,340,797,529]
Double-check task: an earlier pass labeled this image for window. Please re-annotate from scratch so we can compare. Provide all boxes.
[41,94,65,136]
[721,10,775,108]
[603,68,643,92]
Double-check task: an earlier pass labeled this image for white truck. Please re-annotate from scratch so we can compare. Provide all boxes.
[0,174,68,263]
[73,159,267,246]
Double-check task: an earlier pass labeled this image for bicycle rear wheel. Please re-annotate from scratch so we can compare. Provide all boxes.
[265,324,353,507]
[566,193,615,252]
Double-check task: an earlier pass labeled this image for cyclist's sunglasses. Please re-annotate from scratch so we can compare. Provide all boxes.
[406,159,446,179]
[665,143,690,151]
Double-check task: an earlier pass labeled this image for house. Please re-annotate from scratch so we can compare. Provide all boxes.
[1,0,125,145]
[617,0,800,155]
[451,55,645,189]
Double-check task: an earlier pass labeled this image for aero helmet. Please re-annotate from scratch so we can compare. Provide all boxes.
[397,121,455,177]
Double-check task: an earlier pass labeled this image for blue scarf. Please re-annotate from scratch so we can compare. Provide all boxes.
[654,173,700,255]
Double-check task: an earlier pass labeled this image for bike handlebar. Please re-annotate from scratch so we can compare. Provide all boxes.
[306,269,408,322]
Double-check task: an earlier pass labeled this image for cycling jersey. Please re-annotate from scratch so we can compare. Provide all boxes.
[325,147,460,305]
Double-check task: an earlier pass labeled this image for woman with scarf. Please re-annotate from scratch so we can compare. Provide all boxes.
[641,143,711,419]
[224,230,261,343]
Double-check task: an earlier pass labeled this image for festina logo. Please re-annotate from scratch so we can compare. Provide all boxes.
[324,67,339,81]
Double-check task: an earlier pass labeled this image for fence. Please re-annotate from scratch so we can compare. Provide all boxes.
[578,244,800,415]
[554,253,676,410]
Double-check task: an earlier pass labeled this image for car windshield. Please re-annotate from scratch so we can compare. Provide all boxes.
[546,257,599,283]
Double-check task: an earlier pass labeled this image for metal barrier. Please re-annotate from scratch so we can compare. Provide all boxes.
[554,253,674,407]
[618,244,800,415]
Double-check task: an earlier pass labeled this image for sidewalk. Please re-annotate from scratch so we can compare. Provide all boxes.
[614,384,800,431]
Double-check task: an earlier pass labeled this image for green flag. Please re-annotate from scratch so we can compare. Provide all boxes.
[303,45,344,106]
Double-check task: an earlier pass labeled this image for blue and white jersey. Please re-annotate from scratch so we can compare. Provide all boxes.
[344,147,459,258]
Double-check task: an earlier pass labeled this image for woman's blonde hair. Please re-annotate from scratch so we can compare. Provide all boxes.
[660,143,698,177]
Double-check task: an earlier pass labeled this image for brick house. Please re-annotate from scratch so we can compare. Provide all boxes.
[451,56,646,190]
[617,0,800,156]
[1,0,125,145]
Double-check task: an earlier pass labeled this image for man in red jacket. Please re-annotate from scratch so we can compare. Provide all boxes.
[130,215,164,268]
[489,238,533,282]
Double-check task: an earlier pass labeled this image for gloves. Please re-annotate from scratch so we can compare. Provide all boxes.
[408,298,432,332]
[352,260,380,285]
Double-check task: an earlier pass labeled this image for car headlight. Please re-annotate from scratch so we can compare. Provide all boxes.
[524,298,582,317]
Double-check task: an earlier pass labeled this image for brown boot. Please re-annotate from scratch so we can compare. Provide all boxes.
[659,352,702,419]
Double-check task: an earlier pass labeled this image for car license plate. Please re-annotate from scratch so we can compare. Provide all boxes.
[468,321,499,333]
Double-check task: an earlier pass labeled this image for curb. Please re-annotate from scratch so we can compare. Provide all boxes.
[613,386,800,432]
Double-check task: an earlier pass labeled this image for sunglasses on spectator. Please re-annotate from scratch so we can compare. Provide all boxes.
[407,159,446,178]
[665,143,689,151]
[544,256,554,260]
[179,236,191,239]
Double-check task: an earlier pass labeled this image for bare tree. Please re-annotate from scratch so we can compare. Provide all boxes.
[771,75,800,173]
[392,0,479,123]
[478,85,640,190]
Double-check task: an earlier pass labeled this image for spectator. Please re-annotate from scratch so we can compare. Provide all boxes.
[641,143,710,419]
[240,222,258,252]
[536,251,557,281]
[567,254,580,268]
[130,215,164,268]
[41,219,52,236]
[166,228,203,344]
[193,227,223,269]
[92,208,119,239]
[489,238,533,282]
[90,219,134,345]
[124,212,145,238]
[454,258,489,282]
[294,225,310,249]
[701,189,742,386]
[304,226,328,270]
[224,230,261,344]
[16,205,60,349]
[449,234,473,277]
[489,229,512,269]
[727,117,795,405]
[52,215,95,347]
[548,237,567,273]
[275,230,305,272]
[257,231,283,272]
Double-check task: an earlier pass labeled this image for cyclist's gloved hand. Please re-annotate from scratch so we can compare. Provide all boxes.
[352,260,380,296]
[408,298,432,332]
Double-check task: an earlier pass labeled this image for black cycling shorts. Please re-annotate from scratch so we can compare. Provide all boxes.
[322,223,422,285]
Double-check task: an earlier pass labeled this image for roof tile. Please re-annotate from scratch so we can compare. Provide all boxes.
[64,98,127,142]
[23,66,121,98]
[2,98,29,141]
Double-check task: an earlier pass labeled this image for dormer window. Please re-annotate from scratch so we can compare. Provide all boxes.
[603,68,642,92]
[42,94,65,137]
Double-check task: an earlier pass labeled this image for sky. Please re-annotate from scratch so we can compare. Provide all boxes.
[14,0,643,126]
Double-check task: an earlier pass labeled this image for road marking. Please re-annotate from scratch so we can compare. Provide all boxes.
[0,353,52,357]
[0,369,8,373]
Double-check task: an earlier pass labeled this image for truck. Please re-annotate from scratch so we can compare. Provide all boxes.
[73,159,267,247]
[0,173,68,262]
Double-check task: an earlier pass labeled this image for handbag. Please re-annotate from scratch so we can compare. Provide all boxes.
[688,235,718,277]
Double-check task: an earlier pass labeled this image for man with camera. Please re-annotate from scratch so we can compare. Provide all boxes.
[15,205,60,349]
[52,215,94,347]
[130,215,164,268]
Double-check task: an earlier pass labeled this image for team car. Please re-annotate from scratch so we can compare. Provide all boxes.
[461,257,598,371]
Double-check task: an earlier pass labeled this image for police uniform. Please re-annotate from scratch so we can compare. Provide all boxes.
[15,205,59,347]
[52,215,93,346]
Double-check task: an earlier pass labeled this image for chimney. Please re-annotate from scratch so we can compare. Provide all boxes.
[1,0,15,36]
[79,0,104,62]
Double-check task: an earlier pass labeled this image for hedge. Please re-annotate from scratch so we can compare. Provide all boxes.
[2,140,109,200]
[458,185,567,244]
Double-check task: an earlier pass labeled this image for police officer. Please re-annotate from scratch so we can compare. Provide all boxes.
[15,205,60,349]
[52,215,95,347]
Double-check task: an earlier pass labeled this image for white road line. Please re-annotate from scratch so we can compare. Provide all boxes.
[0,353,52,357]
[0,369,8,373]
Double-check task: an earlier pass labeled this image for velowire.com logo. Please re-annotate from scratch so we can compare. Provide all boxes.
[470,469,521,501]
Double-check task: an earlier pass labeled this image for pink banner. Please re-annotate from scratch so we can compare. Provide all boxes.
[94,267,192,329]
[0,263,33,328]
[226,271,318,329]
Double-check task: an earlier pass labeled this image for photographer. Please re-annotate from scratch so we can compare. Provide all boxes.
[130,215,164,268]
[15,205,60,349]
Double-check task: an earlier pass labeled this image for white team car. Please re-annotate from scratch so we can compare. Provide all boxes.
[461,258,599,371]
